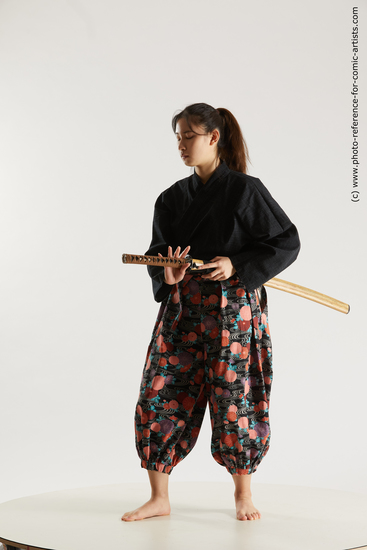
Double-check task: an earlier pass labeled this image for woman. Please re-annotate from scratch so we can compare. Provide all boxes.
[121,103,300,522]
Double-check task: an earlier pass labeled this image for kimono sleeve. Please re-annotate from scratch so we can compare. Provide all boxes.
[145,193,173,302]
[229,178,301,291]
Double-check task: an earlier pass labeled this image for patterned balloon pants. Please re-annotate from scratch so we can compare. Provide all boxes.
[134,272,273,476]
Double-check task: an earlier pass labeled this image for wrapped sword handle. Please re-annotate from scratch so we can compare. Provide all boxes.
[121,253,205,270]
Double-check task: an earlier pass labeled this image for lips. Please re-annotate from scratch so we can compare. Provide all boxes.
[181,155,188,159]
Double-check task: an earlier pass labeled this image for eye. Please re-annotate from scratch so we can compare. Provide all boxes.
[182,133,194,139]
[177,132,194,141]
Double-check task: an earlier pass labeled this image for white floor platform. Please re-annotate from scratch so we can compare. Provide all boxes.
[0,482,366,550]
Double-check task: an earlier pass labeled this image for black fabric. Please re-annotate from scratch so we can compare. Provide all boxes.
[145,159,301,302]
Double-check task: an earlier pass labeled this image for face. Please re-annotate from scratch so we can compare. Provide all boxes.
[175,118,219,168]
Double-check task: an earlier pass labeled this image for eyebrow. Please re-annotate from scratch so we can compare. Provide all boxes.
[175,130,194,135]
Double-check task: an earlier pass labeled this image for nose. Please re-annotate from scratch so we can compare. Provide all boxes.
[178,140,185,152]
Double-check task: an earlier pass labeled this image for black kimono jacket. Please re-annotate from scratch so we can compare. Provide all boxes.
[145,159,300,302]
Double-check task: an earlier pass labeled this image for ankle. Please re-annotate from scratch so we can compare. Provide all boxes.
[151,491,169,500]
[234,490,252,500]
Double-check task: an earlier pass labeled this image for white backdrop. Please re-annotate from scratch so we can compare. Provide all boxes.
[1,0,366,504]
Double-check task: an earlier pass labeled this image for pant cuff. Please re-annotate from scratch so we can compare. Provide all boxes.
[141,459,173,475]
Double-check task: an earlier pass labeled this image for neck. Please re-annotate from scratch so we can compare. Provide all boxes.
[195,157,221,184]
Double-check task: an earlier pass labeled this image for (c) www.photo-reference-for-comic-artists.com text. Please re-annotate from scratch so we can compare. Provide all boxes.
[351,6,359,203]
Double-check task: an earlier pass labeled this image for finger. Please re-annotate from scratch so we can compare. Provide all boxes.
[212,274,225,281]
[174,246,181,257]
[168,246,172,257]
[203,270,222,279]
[198,262,217,270]
[180,245,191,258]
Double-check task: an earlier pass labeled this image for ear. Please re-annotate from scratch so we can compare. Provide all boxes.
[210,128,220,145]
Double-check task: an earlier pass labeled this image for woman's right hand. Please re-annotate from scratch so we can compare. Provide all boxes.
[159,245,191,285]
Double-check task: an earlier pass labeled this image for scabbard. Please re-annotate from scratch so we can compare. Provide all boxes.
[264,278,350,315]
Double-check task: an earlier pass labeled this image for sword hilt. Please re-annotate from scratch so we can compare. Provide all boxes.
[122,253,204,270]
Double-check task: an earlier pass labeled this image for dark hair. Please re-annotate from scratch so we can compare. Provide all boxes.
[171,102,250,174]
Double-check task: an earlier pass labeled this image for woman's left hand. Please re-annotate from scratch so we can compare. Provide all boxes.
[197,256,236,281]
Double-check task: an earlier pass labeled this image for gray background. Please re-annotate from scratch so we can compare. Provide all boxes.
[1,0,366,502]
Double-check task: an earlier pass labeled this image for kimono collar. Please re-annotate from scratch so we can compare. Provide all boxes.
[192,159,230,189]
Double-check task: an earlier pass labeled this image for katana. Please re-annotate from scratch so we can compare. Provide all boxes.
[122,253,350,315]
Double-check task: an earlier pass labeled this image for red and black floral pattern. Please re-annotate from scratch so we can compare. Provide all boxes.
[134,272,272,476]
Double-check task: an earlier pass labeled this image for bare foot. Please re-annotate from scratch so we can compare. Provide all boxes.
[235,494,261,521]
[121,496,171,522]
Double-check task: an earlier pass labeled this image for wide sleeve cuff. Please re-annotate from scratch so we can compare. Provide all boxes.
[148,265,173,302]
[229,223,301,292]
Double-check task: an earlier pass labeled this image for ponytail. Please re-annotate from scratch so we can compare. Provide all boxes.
[216,108,250,174]
[171,103,250,174]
